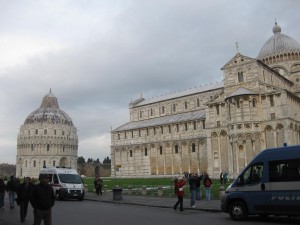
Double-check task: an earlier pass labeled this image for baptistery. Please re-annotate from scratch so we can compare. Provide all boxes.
[16,90,78,178]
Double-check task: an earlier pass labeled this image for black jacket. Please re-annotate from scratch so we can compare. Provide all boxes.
[6,180,17,192]
[30,183,55,210]
[17,182,33,202]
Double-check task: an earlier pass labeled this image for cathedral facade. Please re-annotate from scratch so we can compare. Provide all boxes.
[16,91,78,178]
[110,22,300,178]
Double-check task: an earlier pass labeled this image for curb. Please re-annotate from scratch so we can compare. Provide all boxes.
[83,196,222,213]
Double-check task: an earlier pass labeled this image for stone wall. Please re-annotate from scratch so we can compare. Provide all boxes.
[77,163,111,177]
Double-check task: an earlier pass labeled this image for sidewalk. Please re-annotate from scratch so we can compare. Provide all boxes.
[84,191,222,212]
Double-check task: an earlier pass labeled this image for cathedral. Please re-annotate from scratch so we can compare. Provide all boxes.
[16,91,78,178]
[110,22,300,178]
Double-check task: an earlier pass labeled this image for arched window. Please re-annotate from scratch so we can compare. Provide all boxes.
[130,150,133,157]
[238,71,244,82]
[33,160,36,167]
[192,143,196,152]
[145,148,147,156]
[44,129,47,134]
[47,144,50,151]
[160,146,163,155]
[185,101,188,109]
[35,129,38,135]
[175,145,179,154]
[43,160,46,168]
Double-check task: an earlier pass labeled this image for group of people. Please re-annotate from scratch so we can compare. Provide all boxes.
[173,172,212,211]
[219,172,229,185]
[0,175,55,225]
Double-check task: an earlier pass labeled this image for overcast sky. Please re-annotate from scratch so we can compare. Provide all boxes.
[1,0,300,164]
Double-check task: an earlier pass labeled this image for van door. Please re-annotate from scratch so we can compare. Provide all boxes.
[265,158,300,216]
[235,162,265,214]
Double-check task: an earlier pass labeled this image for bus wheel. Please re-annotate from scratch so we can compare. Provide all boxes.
[229,201,248,221]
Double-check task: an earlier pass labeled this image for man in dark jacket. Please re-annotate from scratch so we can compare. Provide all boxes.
[30,174,55,225]
[189,173,197,208]
[17,177,33,223]
[6,175,17,209]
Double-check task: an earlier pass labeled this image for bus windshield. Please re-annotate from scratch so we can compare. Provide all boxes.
[58,174,82,184]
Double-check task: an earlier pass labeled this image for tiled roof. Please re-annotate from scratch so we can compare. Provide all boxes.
[133,82,224,107]
[113,110,205,132]
[226,87,257,99]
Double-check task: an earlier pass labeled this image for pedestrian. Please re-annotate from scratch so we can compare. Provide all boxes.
[6,175,18,209]
[30,174,55,225]
[94,176,103,196]
[195,173,202,200]
[204,173,212,201]
[220,172,224,185]
[188,173,196,208]
[223,172,228,185]
[17,177,33,223]
[0,178,6,210]
[173,177,186,211]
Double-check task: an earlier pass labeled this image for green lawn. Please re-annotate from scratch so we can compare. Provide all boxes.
[82,177,232,199]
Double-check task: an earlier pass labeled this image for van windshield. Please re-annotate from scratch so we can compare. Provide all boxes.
[58,174,82,184]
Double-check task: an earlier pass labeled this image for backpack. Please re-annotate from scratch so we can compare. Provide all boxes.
[205,178,211,187]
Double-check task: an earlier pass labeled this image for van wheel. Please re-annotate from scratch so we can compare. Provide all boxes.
[229,201,248,221]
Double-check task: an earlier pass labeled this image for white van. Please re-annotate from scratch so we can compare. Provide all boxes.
[221,145,300,220]
[39,167,85,201]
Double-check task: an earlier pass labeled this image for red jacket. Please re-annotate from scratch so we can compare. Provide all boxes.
[175,179,186,197]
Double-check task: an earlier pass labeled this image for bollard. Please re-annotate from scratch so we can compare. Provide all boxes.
[219,185,225,199]
[84,184,89,192]
[128,185,132,195]
[157,185,163,196]
[142,185,147,195]
[103,184,108,194]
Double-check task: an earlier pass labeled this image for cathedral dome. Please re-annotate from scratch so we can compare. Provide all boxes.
[24,90,73,126]
[258,22,300,59]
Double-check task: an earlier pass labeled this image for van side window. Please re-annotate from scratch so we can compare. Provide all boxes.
[269,158,300,182]
[241,163,263,185]
[53,174,59,184]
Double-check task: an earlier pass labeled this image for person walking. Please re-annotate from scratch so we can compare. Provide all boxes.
[94,176,103,196]
[195,174,202,200]
[17,177,33,223]
[0,178,6,210]
[204,173,212,201]
[6,175,17,209]
[189,173,197,208]
[30,174,55,225]
[223,172,228,185]
[173,177,186,211]
[220,172,224,185]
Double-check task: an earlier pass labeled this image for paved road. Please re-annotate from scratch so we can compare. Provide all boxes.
[1,192,299,225]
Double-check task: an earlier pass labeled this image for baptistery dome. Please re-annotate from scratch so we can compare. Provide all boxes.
[258,22,300,61]
[16,90,78,178]
[24,91,73,126]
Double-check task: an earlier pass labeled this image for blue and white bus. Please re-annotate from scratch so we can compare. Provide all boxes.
[221,145,300,220]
